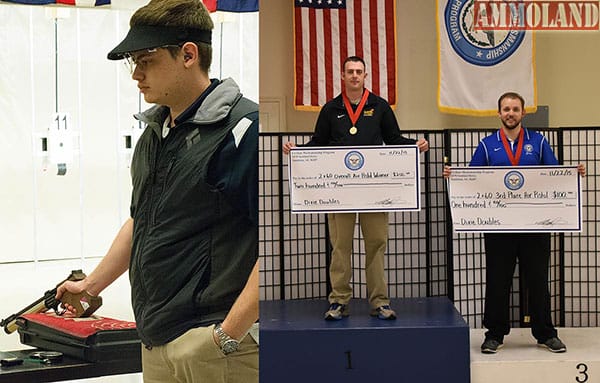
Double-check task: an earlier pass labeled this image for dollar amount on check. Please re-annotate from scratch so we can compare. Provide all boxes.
[288,146,420,213]
[447,166,582,233]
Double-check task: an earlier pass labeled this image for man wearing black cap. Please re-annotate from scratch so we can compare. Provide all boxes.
[56,1,259,382]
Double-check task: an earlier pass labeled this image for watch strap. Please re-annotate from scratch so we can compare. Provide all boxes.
[214,323,239,354]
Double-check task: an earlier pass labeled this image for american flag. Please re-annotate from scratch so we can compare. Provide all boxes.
[1,0,109,5]
[294,0,396,110]
[202,0,258,12]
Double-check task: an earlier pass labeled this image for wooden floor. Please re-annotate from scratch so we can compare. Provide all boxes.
[470,327,600,383]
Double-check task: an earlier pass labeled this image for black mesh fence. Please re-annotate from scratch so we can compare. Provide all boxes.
[259,127,600,328]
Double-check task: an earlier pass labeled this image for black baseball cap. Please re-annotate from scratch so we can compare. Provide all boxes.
[107,25,212,60]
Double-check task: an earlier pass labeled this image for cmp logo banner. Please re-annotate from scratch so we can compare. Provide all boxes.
[444,0,526,66]
[437,0,536,116]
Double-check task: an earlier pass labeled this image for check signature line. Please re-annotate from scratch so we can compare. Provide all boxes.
[533,217,568,226]
[374,197,407,206]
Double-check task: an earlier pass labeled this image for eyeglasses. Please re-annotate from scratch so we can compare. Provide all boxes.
[123,44,183,74]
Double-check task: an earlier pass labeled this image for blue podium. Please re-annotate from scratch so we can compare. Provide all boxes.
[260,297,470,383]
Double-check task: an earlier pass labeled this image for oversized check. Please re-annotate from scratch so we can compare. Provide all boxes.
[448,166,582,233]
[288,146,420,213]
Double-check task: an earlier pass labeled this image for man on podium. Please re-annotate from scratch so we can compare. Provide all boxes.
[284,56,428,321]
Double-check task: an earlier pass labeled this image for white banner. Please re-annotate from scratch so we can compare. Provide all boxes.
[288,146,420,213]
[448,166,582,232]
[437,0,537,116]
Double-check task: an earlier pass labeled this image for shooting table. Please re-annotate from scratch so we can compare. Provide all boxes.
[0,349,141,382]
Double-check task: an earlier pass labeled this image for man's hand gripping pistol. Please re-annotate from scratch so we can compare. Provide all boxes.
[0,270,102,334]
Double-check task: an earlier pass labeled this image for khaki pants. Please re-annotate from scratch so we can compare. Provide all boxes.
[327,212,390,308]
[142,324,258,383]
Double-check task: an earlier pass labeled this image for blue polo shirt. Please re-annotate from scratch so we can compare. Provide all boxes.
[470,128,558,166]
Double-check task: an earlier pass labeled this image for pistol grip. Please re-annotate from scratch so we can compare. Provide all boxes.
[60,291,102,317]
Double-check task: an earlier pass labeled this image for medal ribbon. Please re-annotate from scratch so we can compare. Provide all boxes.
[499,128,525,166]
[342,89,370,129]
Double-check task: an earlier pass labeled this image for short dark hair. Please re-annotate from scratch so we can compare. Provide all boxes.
[498,92,525,111]
[131,0,213,73]
[343,56,366,71]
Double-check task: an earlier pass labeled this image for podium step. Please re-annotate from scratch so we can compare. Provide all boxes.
[260,297,470,383]
[471,327,600,383]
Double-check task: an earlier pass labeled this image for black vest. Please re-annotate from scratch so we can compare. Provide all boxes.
[129,97,257,346]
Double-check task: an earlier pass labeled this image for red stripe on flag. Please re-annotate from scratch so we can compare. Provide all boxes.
[385,0,395,105]
[202,0,217,12]
[294,5,304,107]
[323,8,334,102]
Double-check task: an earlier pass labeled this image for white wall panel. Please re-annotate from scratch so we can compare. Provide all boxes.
[0,7,258,382]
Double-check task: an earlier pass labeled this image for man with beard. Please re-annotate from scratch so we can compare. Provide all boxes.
[445,92,585,354]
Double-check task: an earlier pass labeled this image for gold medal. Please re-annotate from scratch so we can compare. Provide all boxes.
[343,90,369,137]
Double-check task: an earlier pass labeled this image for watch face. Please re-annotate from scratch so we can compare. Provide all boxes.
[222,339,239,355]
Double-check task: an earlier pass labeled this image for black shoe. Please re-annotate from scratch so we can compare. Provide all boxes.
[324,303,349,320]
[537,337,567,353]
[481,338,503,354]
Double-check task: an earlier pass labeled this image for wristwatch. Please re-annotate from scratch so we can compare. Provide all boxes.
[214,323,240,355]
